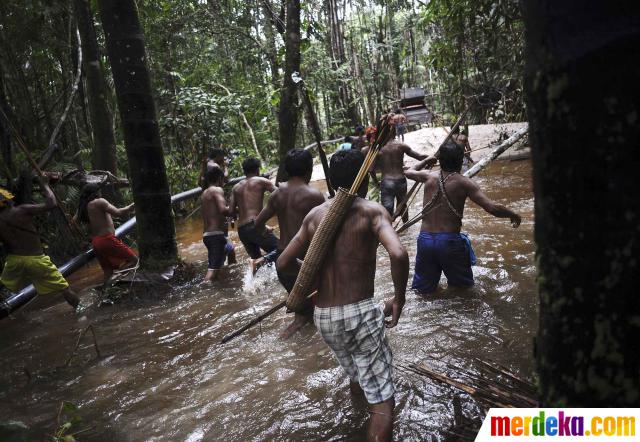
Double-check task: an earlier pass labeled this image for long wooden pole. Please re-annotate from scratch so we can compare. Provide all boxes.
[299,81,335,197]
[0,107,81,234]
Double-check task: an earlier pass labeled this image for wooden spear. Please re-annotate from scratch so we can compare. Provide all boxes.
[299,80,335,197]
[220,290,318,344]
[0,107,83,235]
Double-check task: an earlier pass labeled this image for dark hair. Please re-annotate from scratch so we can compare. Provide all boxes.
[205,166,225,186]
[208,148,225,160]
[355,125,364,135]
[77,183,101,224]
[242,157,261,175]
[285,148,313,178]
[344,136,351,142]
[439,140,464,172]
[329,150,364,190]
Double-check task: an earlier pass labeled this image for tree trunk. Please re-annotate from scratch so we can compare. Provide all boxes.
[75,0,118,175]
[523,0,640,406]
[97,0,178,268]
[261,1,281,91]
[276,0,301,183]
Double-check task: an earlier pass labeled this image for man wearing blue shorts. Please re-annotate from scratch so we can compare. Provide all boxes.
[405,141,522,294]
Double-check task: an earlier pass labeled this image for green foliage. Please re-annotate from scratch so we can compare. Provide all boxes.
[51,401,87,442]
[0,0,525,219]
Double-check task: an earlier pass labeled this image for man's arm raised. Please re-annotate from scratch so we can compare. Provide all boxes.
[18,177,57,215]
[373,207,409,328]
[467,180,521,227]
[102,199,135,218]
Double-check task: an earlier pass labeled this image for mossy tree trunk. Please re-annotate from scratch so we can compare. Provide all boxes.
[97,0,178,268]
[523,0,640,406]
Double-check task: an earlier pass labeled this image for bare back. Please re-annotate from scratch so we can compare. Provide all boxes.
[87,198,116,236]
[305,199,387,307]
[232,176,275,226]
[376,141,411,179]
[0,207,43,255]
[201,186,228,233]
[271,181,324,250]
[419,171,471,233]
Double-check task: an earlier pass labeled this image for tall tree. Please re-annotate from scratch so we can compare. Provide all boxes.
[523,0,640,406]
[74,0,117,175]
[97,0,177,267]
[276,0,301,183]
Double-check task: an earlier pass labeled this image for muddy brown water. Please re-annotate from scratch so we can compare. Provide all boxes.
[0,159,536,441]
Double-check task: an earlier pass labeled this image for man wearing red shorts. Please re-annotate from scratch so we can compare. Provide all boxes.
[77,184,138,285]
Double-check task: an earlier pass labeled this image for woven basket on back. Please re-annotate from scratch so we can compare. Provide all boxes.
[285,188,356,312]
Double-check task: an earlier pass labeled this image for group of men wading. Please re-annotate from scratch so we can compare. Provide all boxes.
[0,122,521,441]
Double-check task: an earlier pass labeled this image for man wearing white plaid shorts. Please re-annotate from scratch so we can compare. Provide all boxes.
[278,150,409,441]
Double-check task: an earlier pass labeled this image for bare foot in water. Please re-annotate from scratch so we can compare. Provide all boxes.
[280,313,312,339]
[251,258,266,275]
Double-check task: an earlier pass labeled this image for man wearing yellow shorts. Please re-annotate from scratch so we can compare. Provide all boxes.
[0,179,79,311]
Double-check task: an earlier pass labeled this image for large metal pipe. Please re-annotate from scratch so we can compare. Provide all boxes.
[1,187,203,317]
[1,136,344,318]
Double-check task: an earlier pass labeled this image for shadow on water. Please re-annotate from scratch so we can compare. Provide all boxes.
[0,160,536,441]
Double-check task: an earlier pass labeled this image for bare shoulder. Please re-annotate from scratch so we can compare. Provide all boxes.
[303,185,324,200]
[203,187,220,199]
[89,197,108,208]
[306,201,329,225]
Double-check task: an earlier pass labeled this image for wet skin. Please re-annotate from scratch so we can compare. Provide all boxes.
[0,178,79,308]
[201,179,235,282]
[86,197,137,284]
[254,173,325,337]
[405,164,522,233]
[230,174,276,227]
[86,198,134,237]
[372,140,428,180]
[277,183,409,441]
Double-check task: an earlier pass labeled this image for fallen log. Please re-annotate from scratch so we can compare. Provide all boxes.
[41,169,129,188]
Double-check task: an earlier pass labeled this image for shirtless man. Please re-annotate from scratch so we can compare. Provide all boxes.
[230,157,277,270]
[452,128,474,173]
[254,148,325,338]
[277,150,409,442]
[199,147,229,188]
[77,184,138,285]
[201,167,236,282]
[371,139,434,222]
[405,141,521,294]
[392,110,407,141]
[0,179,79,311]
